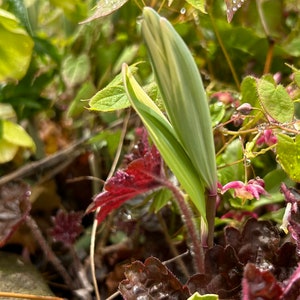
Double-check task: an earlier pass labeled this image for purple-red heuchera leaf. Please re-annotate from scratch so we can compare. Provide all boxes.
[119,256,190,300]
[0,181,31,247]
[86,129,164,223]
[50,210,83,245]
[242,263,283,300]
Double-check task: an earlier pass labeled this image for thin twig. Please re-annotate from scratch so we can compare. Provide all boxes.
[0,292,65,300]
[25,216,75,290]
[89,110,131,300]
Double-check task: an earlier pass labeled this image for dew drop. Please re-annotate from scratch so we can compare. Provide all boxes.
[232,6,237,11]
[180,7,186,14]
[244,158,251,166]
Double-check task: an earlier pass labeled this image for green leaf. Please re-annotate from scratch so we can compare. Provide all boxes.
[241,76,259,108]
[80,0,129,23]
[142,7,217,193]
[61,54,90,87]
[210,102,225,127]
[123,64,206,220]
[89,86,129,112]
[0,9,33,82]
[89,64,139,112]
[185,0,206,13]
[149,188,173,213]
[0,139,18,164]
[187,292,219,300]
[276,134,300,182]
[67,81,97,118]
[257,79,294,123]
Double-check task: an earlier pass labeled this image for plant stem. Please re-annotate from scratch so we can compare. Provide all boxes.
[207,10,240,89]
[165,181,205,274]
[206,190,217,248]
[25,216,75,289]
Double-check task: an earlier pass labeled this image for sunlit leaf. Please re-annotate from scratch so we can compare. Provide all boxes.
[80,0,129,24]
[257,79,294,123]
[0,9,33,82]
[188,292,219,300]
[186,0,206,13]
[276,134,300,182]
[0,120,35,163]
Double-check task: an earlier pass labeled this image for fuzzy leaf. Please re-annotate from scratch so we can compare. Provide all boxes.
[257,79,294,123]
[142,7,217,193]
[119,257,190,299]
[276,134,300,182]
[0,181,31,247]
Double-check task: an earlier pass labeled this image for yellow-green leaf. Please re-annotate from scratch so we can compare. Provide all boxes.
[0,9,33,82]
[276,134,300,182]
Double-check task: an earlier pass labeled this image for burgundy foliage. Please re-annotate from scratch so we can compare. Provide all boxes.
[50,209,83,245]
[119,256,190,300]
[0,181,31,247]
[86,129,164,223]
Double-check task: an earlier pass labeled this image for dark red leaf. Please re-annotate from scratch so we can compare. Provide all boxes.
[242,263,283,300]
[50,210,83,245]
[188,245,243,298]
[119,256,190,300]
[86,144,164,223]
[0,181,31,247]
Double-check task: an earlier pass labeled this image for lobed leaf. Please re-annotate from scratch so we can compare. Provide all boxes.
[119,257,190,299]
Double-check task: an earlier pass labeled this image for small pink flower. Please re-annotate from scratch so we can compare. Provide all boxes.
[256,129,277,146]
[221,178,267,201]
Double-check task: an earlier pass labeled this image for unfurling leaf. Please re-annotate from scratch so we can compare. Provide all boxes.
[50,210,83,245]
[0,181,31,247]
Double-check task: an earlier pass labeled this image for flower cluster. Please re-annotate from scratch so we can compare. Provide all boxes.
[221,177,267,202]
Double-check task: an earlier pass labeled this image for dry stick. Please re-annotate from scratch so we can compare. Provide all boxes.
[156,212,190,279]
[25,216,75,290]
[89,110,131,300]
[0,292,65,300]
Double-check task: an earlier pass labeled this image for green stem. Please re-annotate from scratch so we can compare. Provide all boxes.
[205,190,217,248]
